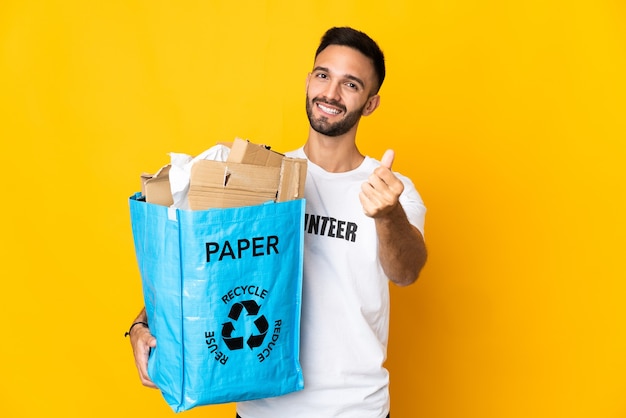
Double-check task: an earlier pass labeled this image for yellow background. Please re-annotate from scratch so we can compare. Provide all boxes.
[1,1,625,417]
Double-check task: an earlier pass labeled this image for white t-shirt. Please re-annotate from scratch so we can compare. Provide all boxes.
[237,148,426,418]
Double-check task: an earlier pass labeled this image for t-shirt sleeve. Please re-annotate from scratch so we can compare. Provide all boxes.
[397,174,426,238]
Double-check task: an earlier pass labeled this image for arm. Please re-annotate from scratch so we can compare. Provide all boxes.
[373,204,427,286]
[359,150,427,286]
[128,307,158,388]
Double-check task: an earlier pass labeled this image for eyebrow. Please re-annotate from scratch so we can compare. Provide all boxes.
[313,66,366,90]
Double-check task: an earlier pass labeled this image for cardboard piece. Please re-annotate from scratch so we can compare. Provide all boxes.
[141,165,174,206]
[140,139,307,210]
[188,161,281,209]
[277,158,307,202]
[227,138,284,167]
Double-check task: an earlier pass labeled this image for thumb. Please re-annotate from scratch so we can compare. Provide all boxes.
[381,149,395,169]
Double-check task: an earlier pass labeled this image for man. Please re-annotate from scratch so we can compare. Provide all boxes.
[128,27,427,417]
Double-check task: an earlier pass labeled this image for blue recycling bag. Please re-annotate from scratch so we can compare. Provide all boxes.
[129,193,305,412]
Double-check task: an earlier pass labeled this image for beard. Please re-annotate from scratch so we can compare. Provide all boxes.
[306,95,364,137]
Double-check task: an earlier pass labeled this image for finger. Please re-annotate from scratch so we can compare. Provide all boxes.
[358,190,375,218]
[138,344,157,388]
[140,369,157,388]
[381,149,395,169]
[132,329,158,388]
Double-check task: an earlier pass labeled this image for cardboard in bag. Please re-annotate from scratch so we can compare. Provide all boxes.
[188,161,281,209]
[227,138,285,167]
[141,138,306,209]
[141,165,174,207]
[277,157,307,202]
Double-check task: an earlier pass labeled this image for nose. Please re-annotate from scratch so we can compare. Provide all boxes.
[322,80,341,102]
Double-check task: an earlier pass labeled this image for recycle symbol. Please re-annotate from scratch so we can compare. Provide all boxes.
[221,300,268,350]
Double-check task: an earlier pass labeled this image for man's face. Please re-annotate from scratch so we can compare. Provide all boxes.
[306,45,379,137]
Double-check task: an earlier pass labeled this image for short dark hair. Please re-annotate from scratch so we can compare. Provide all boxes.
[315,27,386,94]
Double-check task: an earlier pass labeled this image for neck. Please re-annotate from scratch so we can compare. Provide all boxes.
[303,129,364,173]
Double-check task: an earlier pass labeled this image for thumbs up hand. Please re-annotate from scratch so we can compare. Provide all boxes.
[359,149,405,218]
[380,149,395,169]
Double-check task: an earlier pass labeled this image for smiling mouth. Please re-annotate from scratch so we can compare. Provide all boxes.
[315,100,344,116]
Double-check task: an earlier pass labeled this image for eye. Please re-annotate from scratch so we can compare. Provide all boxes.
[316,73,328,79]
[345,82,358,90]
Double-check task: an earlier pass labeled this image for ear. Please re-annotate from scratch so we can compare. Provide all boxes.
[362,94,380,116]
[305,73,311,93]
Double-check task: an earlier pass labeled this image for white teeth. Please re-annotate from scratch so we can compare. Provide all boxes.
[318,104,341,115]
